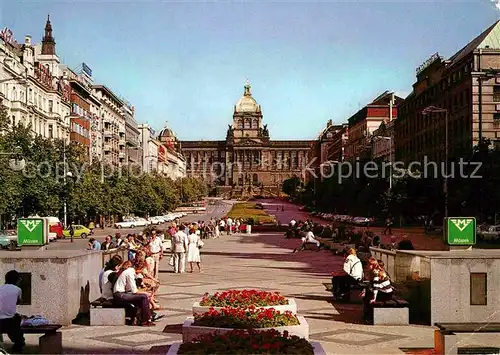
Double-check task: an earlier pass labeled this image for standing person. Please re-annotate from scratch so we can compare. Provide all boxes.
[113,261,154,326]
[187,228,203,273]
[215,221,220,238]
[172,226,188,273]
[219,219,225,233]
[69,223,75,241]
[226,217,233,235]
[383,216,393,235]
[0,270,25,353]
[148,231,163,278]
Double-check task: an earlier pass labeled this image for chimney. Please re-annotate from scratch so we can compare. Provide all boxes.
[24,35,32,46]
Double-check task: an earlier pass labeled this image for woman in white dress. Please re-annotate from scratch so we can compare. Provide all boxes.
[187,229,202,272]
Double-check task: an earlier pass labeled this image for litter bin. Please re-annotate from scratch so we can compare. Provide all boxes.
[246,225,251,234]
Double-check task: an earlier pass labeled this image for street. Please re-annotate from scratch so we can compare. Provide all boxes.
[45,200,234,251]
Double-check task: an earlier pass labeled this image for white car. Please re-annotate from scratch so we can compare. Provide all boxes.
[155,216,166,224]
[148,217,160,225]
[114,218,148,229]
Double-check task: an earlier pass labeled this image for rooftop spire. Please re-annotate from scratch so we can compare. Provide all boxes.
[244,78,251,96]
[41,14,56,55]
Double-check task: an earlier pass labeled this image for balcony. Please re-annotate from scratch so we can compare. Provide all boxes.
[119,152,126,159]
[119,139,126,147]
[10,101,28,112]
[103,144,112,152]
[104,130,113,138]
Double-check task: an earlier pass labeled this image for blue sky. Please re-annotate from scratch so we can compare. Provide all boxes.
[2,1,499,140]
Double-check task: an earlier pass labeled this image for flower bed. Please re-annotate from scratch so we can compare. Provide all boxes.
[182,314,309,343]
[194,290,297,314]
[194,307,299,328]
[171,329,319,355]
[226,203,275,224]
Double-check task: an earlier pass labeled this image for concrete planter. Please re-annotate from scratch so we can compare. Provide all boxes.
[182,315,309,343]
[192,298,297,315]
[167,340,325,355]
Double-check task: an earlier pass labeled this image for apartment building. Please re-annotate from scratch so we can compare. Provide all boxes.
[0,18,72,141]
[93,85,126,167]
[396,20,500,163]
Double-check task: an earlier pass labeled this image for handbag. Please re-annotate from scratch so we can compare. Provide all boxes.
[169,255,174,266]
[197,239,205,248]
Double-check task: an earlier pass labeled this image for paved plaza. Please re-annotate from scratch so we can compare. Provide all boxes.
[14,200,499,354]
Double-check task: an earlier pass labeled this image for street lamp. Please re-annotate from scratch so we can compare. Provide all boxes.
[422,105,448,218]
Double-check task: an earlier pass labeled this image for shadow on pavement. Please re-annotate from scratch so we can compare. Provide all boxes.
[162,323,183,334]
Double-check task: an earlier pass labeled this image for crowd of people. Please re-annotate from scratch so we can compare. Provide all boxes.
[91,216,249,327]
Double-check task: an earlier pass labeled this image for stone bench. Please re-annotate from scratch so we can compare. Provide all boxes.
[434,322,500,355]
[1,324,62,354]
[373,298,409,325]
[90,298,127,326]
[323,281,366,303]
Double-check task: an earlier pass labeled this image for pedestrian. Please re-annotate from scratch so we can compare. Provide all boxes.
[187,228,203,273]
[172,226,188,273]
[226,217,233,235]
[383,216,393,235]
[0,270,25,353]
[148,230,163,278]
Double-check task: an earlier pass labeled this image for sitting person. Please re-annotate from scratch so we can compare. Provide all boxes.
[397,235,415,250]
[362,258,394,323]
[293,229,320,253]
[0,270,25,353]
[331,248,363,301]
[99,255,123,295]
[113,261,155,326]
[133,249,161,310]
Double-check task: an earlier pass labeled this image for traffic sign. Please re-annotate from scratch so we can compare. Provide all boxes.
[17,218,45,246]
[444,217,476,245]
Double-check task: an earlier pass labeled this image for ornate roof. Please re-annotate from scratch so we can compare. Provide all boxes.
[235,79,261,113]
[158,125,176,138]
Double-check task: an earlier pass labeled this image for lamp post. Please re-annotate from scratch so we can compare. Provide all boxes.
[422,105,448,219]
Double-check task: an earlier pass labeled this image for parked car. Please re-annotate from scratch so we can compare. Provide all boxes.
[148,217,161,225]
[0,230,17,249]
[477,225,500,241]
[114,217,148,229]
[63,225,90,238]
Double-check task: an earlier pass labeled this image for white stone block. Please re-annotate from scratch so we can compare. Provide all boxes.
[167,340,324,354]
[182,315,309,343]
[373,307,409,325]
[90,307,125,326]
[192,298,297,315]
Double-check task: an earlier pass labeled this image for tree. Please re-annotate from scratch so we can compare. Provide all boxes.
[281,176,302,198]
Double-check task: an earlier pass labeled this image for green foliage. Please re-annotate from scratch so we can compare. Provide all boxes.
[0,108,207,227]
[226,203,275,224]
[281,176,302,197]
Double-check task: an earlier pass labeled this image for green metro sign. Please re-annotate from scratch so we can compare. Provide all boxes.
[445,217,476,245]
[17,218,45,246]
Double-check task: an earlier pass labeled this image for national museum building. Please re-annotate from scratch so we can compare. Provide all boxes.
[180,81,312,197]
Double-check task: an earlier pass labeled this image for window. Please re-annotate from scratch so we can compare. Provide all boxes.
[470,273,487,305]
[494,113,500,121]
[48,100,53,113]
[48,124,53,138]
[18,272,32,305]
[494,86,500,102]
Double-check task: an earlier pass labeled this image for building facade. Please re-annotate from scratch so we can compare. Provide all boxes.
[396,21,500,163]
[138,124,158,173]
[92,85,126,167]
[372,119,395,162]
[0,19,72,141]
[157,127,186,180]
[345,91,400,161]
[180,81,312,197]
[122,101,142,167]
